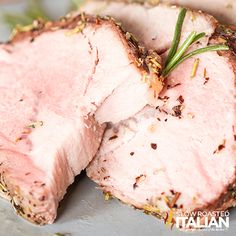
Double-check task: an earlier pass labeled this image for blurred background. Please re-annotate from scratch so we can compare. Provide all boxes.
[0,0,83,41]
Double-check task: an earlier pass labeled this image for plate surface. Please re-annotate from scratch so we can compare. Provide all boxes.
[0,1,236,235]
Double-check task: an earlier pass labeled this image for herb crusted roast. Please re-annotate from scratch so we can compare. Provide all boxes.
[0,14,162,225]
[84,1,236,225]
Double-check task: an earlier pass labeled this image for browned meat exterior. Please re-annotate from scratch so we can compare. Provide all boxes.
[85,2,236,227]
[0,14,162,225]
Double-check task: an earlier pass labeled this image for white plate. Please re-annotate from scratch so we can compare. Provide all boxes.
[0,1,236,235]
[1,174,236,236]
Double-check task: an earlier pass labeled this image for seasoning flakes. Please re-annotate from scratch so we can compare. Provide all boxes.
[172,105,184,118]
[177,95,184,104]
[204,77,210,85]
[28,121,44,129]
[213,140,226,154]
[169,192,181,208]
[133,174,146,189]
[151,143,157,150]
[187,113,195,119]
[203,68,210,85]
[191,58,200,78]
[167,83,181,90]
[109,135,118,141]
[148,124,157,133]
[104,192,112,201]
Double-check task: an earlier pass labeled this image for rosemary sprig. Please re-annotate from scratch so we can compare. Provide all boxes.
[165,8,187,66]
[162,8,229,78]
[162,31,197,76]
[164,45,229,76]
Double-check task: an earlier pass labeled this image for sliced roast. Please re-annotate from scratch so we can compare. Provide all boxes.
[0,14,161,225]
[85,2,236,225]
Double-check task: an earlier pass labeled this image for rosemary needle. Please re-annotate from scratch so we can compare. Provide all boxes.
[161,7,229,78]
[192,32,206,44]
[164,45,229,77]
[162,31,197,76]
[165,8,187,66]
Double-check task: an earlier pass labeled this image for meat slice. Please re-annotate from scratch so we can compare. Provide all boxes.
[86,2,236,226]
[87,44,236,224]
[82,0,217,53]
[0,14,160,225]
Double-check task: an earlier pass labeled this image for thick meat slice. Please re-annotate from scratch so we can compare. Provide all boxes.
[87,46,236,222]
[86,2,236,225]
[0,14,160,225]
[82,0,217,53]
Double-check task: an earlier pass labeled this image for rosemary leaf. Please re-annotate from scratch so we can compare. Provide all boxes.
[161,8,230,78]
[191,58,200,78]
[165,8,187,66]
[192,32,206,44]
[164,45,229,77]
[162,31,197,76]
